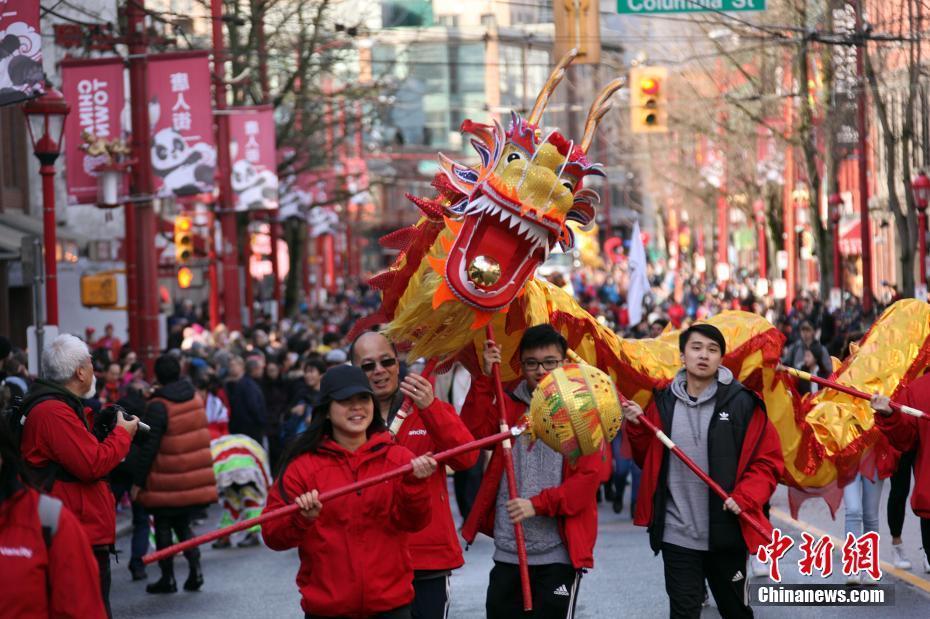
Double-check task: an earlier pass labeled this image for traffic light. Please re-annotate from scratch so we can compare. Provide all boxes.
[177,266,194,289]
[174,215,193,264]
[630,66,668,133]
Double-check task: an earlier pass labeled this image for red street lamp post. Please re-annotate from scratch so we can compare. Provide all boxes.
[910,171,930,289]
[23,88,70,326]
[828,193,844,291]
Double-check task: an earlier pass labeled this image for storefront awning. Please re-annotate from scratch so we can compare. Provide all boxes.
[0,212,88,261]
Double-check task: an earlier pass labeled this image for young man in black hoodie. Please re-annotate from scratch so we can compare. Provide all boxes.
[624,323,784,619]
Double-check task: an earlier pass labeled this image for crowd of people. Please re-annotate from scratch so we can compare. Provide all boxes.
[0,269,928,618]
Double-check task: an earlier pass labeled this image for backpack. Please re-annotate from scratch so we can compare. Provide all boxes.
[1,393,81,490]
[1,394,55,451]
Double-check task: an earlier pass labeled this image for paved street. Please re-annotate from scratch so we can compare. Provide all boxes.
[110,480,930,618]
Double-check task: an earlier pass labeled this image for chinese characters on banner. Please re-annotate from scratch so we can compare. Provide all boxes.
[61,58,126,204]
[756,528,883,583]
[228,107,278,211]
[146,52,216,198]
[0,0,43,107]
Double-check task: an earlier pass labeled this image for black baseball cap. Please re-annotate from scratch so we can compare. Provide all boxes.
[679,323,727,356]
[319,365,374,402]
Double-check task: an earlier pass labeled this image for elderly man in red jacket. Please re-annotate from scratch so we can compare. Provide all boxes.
[20,333,139,617]
[871,376,930,574]
[351,331,477,619]
[624,323,783,619]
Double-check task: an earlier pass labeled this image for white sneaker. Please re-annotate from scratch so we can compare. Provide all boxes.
[891,544,912,570]
[846,573,861,586]
[923,553,930,573]
[750,555,768,578]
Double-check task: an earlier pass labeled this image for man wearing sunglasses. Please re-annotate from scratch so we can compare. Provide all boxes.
[350,331,477,619]
[460,324,602,619]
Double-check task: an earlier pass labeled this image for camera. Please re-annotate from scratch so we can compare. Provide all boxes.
[93,404,150,441]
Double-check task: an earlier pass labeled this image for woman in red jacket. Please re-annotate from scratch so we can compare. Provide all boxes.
[262,365,437,619]
[0,415,107,619]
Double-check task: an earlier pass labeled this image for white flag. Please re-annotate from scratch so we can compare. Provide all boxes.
[627,221,650,326]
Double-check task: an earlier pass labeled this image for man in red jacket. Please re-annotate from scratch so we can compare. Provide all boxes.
[19,334,139,617]
[1,414,107,619]
[461,324,602,619]
[351,331,478,619]
[624,323,783,619]
[871,377,930,573]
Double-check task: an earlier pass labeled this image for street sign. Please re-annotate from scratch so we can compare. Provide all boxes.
[617,0,766,14]
[81,273,119,307]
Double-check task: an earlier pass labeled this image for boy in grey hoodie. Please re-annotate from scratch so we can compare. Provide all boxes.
[624,323,784,619]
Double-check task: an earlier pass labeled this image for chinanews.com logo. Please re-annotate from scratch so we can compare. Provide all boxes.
[752,528,895,606]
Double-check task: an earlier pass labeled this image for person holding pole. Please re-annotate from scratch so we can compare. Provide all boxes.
[623,323,783,619]
[350,331,478,619]
[871,375,930,575]
[262,365,438,619]
[461,324,602,618]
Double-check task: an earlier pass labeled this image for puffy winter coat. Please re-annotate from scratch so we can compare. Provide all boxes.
[0,484,107,618]
[460,374,602,570]
[393,396,477,571]
[262,432,431,618]
[135,380,217,510]
[875,372,930,518]
[20,380,132,546]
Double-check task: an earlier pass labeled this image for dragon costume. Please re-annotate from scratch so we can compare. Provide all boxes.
[352,51,930,506]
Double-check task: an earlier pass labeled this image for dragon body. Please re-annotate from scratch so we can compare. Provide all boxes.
[356,52,930,497]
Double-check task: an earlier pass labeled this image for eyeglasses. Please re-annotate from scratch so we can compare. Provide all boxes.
[520,358,564,372]
[359,357,398,373]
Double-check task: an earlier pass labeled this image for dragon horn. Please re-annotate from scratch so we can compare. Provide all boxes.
[580,77,626,153]
[527,49,578,126]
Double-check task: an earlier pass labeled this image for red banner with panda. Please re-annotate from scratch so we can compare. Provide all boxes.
[0,0,43,107]
[227,106,278,211]
[146,51,216,198]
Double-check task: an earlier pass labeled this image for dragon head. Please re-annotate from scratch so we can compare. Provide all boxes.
[430,51,624,319]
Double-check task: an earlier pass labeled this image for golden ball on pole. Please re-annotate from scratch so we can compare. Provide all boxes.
[528,363,623,460]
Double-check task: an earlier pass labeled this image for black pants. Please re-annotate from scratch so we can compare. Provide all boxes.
[412,573,449,619]
[305,605,411,619]
[153,512,199,575]
[486,561,581,619]
[661,543,751,619]
[453,459,483,522]
[922,517,930,563]
[887,449,916,538]
[93,547,112,619]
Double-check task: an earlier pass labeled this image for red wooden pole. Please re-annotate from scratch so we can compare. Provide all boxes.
[485,324,533,612]
[778,365,927,419]
[143,426,525,564]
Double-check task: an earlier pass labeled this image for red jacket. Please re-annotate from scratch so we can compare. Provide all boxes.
[460,375,602,569]
[627,388,784,554]
[0,485,107,618]
[395,397,477,571]
[875,372,930,518]
[21,397,132,547]
[262,432,432,618]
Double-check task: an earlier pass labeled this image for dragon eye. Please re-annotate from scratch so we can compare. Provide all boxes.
[562,181,574,192]
[506,152,522,163]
